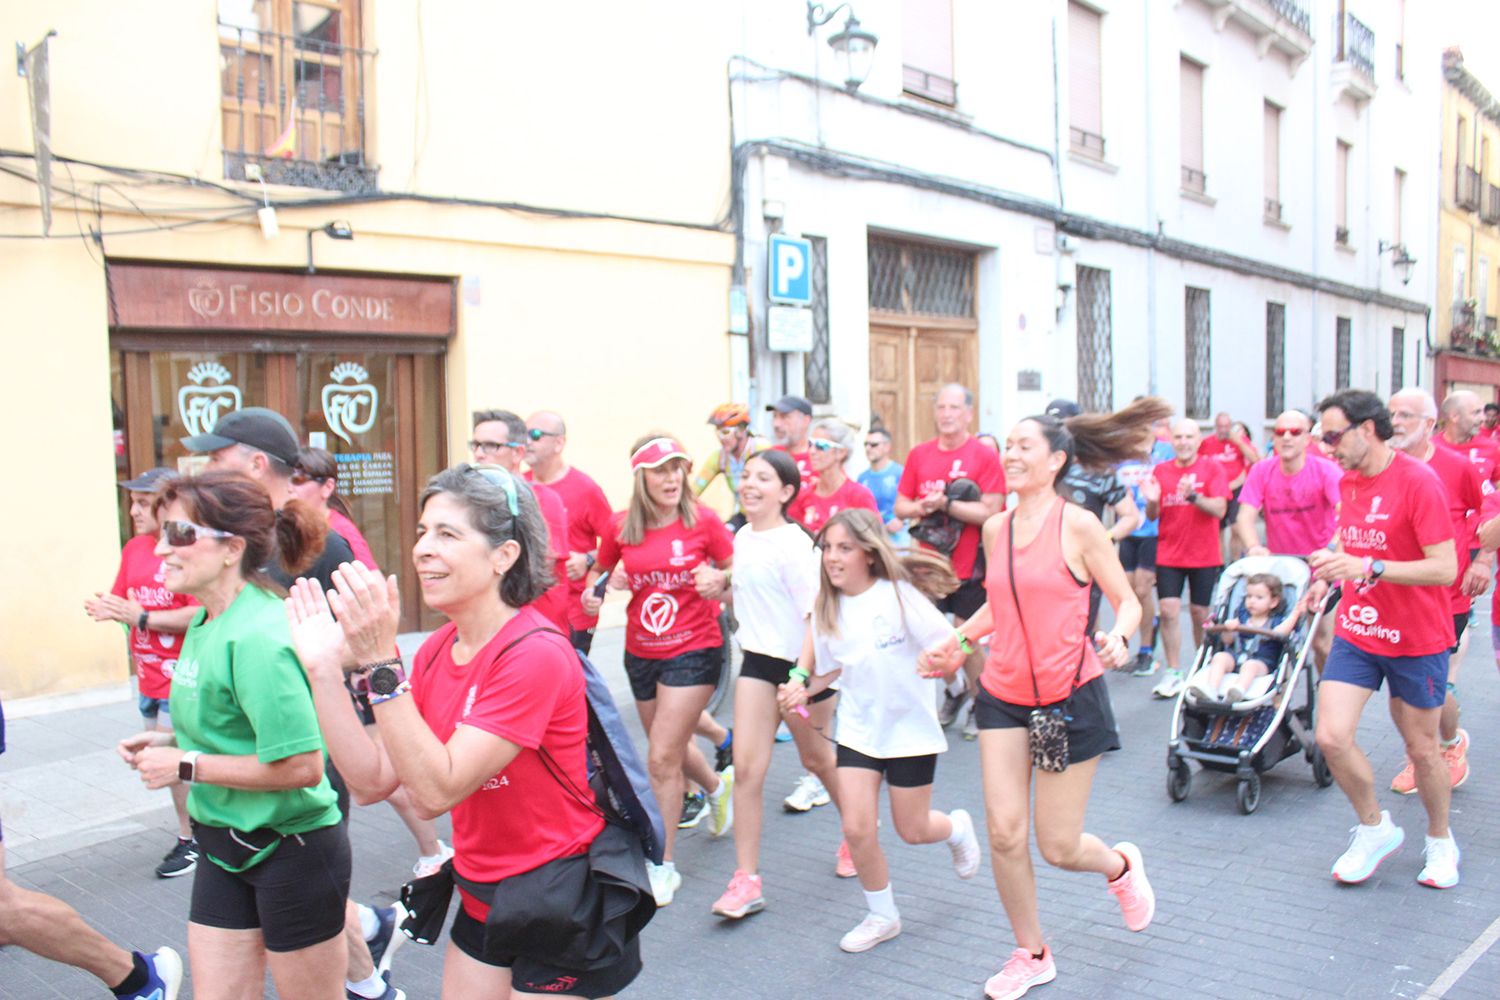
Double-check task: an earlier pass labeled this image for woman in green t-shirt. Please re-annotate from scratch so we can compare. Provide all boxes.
[118,470,349,1000]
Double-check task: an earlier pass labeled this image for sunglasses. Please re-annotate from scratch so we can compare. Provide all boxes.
[468,439,525,455]
[1319,427,1349,447]
[467,465,521,517]
[1271,427,1304,438]
[810,439,839,452]
[527,428,560,441]
[290,471,330,486]
[864,440,884,448]
[161,519,237,547]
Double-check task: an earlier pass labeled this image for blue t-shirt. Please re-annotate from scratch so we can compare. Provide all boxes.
[1117,440,1175,538]
[859,462,910,546]
[1233,606,1287,665]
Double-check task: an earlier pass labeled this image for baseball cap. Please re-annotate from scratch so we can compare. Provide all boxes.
[765,394,813,416]
[181,407,300,466]
[630,436,690,471]
[1044,398,1081,419]
[118,467,176,492]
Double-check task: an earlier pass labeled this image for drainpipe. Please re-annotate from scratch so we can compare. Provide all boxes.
[1142,1,1159,393]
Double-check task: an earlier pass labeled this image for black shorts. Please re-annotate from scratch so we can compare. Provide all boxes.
[1452,612,1470,654]
[1220,488,1242,529]
[835,744,938,787]
[450,907,642,998]
[1157,565,1221,606]
[739,649,835,703]
[623,646,723,702]
[570,626,596,656]
[188,822,351,952]
[1118,536,1157,573]
[974,674,1122,764]
[937,579,987,621]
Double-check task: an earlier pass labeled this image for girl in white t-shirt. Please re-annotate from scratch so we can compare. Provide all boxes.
[780,508,982,954]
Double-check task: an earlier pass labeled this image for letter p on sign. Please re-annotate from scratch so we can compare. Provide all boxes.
[768,234,813,305]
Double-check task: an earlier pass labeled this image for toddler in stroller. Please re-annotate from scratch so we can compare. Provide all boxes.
[1188,573,1302,703]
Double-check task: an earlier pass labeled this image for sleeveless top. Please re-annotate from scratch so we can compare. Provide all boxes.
[981,497,1104,706]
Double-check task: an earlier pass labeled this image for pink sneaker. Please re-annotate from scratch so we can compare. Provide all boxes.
[1107,842,1155,932]
[835,839,858,878]
[985,946,1057,1000]
[710,870,765,919]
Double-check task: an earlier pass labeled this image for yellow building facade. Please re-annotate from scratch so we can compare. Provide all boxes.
[1434,49,1500,396]
[1,2,735,700]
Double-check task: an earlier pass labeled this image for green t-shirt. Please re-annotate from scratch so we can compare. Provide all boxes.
[169,585,341,835]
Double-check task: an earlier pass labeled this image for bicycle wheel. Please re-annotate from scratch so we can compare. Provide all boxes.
[707,610,735,715]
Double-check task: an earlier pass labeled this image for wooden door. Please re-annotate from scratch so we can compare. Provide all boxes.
[869,324,909,455]
[868,322,978,457]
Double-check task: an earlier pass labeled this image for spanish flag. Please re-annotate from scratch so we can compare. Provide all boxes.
[264,104,297,159]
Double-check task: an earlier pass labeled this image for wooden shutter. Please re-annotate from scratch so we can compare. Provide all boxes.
[1180,58,1204,174]
[1335,141,1350,230]
[903,0,954,79]
[1263,102,1281,204]
[1393,168,1405,246]
[1069,3,1102,137]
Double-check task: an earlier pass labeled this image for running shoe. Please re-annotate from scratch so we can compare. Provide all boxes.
[938,689,967,728]
[775,721,793,743]
[708,766,734,837]
[962,702,979,741]
[984,946,1057,1000]
[154,838,198,879]
[1389,757,1419,795]
[1130,651,1159,677]
[711,870,765,919]
[1331,810,1404,883]
[784,774,831,812]
[367,902,408,977]
[412,839,454,879]
[1151,669,1184,699]
[714,730,734,774]
[948,809,981,879]
[122,948,183,1000]
[835,838,858,878]
[678,791,708,829]
[1444,729,1471,790]
[347,979,406,1000]
[1417,834,1461,889]
[647,861,682,907]
[1106,842,1155,931]
[838,912,901,953]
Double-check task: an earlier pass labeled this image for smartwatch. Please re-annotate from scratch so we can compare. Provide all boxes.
[1184,491,1200,504]
[368,662,408,697]
[1369,559,1386,580]
[137,610,150,631]
[585,551,597,570]
[178,750,202,783]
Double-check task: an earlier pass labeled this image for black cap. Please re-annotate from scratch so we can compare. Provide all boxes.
[118,467,176,492]
[765,394,813,416]
[1044,398,1081,419]
[181,407,300,466]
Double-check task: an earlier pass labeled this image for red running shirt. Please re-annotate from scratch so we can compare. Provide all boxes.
[1199,435,1251,486]
[980,498,1103,705]
[898,437,1008,580]
[1422,444,1483,614]
[777,447,818,494]
[328,510,379,572]
[788,477,879,533]
[528,467,615,631]
[1433,432,1500,492]
[110,534,198,699]
[1334,452,1456,657]
[596,504,734,658]
[1152,457,1230,568]
[410,608,603,921]
[528,482,573,632]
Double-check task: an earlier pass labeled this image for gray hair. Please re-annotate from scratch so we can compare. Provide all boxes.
[936,383,974,408]
[811,417,856,462]
[472,409,527,441]
[420,464,555,609]
[1391,387,1437,420]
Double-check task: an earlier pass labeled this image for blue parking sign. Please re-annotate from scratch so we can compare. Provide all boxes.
[768,234,812,305]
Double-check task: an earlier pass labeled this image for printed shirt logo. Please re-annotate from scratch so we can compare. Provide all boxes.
[640,592,680,636]
[172,657,200,689]
[1364,496,1391,524]
[321,362,379,444]
[178,361,241,437]
[872,614,904,650]
[1338,601,1402,644]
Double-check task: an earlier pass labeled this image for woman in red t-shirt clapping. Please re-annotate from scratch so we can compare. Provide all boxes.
[787,419,879,533]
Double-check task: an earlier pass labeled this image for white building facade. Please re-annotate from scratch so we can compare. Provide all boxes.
[727,0,1439,453]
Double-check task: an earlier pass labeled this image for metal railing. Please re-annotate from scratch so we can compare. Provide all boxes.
[1069,126,1106,160]
[1487,316,1499,336]
[1483,184,1500,225]
[1336,10,1375,80]
[1265,0,1311,36]
[1457,165,1482,211]
[1453,301,1477,334]
[1264,197,1283,222]
[218,21,378,193]
[902,65,957,106]
[1181,165,1207,194]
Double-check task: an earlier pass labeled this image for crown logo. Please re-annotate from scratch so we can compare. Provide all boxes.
[329,361,369,384]
[186,361,234,386]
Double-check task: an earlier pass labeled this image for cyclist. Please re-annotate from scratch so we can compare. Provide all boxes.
[694,403,772,530]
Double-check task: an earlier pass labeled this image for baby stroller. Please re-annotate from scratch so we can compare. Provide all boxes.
[1165,556,1337,814]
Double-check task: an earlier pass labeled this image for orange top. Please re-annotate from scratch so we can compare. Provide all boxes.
[981,497,1103,706]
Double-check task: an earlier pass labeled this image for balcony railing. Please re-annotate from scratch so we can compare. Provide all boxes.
[1487,316,1499,336]
[219,21,378,193]
[1457,165,1482,211]
[1069,126,1106,161]
[1182,165,1207,194]
[1265,0,1311,35]
[1264,196,1283,222]
[1336,11,1375,80]
[1334,225,1350,246]
[1483,184,1500,225]
[902,65,957,106]
[1453,301,1477,334]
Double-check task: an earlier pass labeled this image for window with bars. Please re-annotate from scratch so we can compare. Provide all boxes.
[804,237,831,404]
[1335,317,1352,389]
[868,237,976,316]
[1185,287,1211,420]
[1265,302,1285,417]
[1075,266,1113,412]
[1391,327,1405,389]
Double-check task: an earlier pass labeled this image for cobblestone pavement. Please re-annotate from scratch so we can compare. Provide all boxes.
[4,613,1500,999]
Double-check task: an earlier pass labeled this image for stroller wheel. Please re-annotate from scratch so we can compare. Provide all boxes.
[1167,759,1191,802]
[1236,773,1262,814]
[1311,746,1335,788]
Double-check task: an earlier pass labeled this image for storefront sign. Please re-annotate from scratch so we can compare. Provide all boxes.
[178,361,242,435]
[322,362,379,444]
[108,263,454,337]
[337,451,396,497]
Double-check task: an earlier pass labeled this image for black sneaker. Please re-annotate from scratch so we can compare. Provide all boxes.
[938,689,966,728]
[678,792,708,829]
[155,838,198,878]
[714,731,734,774]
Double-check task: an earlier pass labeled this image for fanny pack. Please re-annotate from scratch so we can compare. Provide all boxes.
[191,821,285,873]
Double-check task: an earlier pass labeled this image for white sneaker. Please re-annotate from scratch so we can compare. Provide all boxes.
[412,839,454,878]
[948,808,981,879]
[1185,672,1217,702]
[1152,669,1185,699]
[1222,682,1247,704]
[1418,834,1460,889]
[838,912,901,953]
[647,861,682,907]
[783,774,831,812]
[1331,810,1404,883]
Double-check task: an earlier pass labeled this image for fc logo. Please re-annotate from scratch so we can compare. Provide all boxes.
[641,593,680,636]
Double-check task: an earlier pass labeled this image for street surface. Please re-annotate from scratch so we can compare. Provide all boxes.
[4,609,1500,999]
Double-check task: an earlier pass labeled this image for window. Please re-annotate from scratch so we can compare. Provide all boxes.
[1395,0,1406,81]
[868,237,976,317]
[1335,140,1351,245]
[1393,168,1406,247]
[902,0,956,105]
[804,237,831,404]
[218,0,376,193]
[1180,57,1206,194]
[1335,317,1352,390]
[1391,327,1405,389]
[1185,287,1211,420]
[1479,255,1492,328]
[1264,102,1282,221]
[1265,303,1285,417]
[1068,2,1105,159]
[1075,267,1113,413]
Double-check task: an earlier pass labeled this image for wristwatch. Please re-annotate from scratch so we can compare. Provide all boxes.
[1185,491,1200,503]
[178,750,202,783]
[368,661,408,697]
[1369,559,1386,580]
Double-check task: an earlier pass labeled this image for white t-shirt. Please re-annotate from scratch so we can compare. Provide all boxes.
[732,522,819,662]
[813,578,954,760]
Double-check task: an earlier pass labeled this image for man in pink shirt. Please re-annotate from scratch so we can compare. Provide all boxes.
[1234,410,1342,558]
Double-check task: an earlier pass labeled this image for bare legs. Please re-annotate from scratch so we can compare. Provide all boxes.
[0,842,135,987]
[636,684,719,861]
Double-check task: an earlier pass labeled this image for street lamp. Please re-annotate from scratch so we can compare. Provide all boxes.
[1377,239,1417,285]
[306,220,354,274]
[807,2,879,92]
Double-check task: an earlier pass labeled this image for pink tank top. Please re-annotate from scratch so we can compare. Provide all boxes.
[981,497,1103,706]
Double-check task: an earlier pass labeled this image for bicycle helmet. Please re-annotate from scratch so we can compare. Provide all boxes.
[708,403,751,428]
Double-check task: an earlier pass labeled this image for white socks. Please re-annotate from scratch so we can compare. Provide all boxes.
[945,811,966,846]
[864,884,899,920]
[346,972,386,998]
[357,903,379,940]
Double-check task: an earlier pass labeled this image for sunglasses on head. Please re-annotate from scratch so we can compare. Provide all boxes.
[468,439,524,456]
[1271,427,1305,438]
[527,428,560,441]
[467,465,521,517]
[161,519,237,547]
